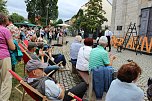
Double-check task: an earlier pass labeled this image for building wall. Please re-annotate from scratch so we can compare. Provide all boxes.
[111,0,152,37]
[102,0,112,27]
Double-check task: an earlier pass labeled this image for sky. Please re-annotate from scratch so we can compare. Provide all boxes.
[6,0,112,21]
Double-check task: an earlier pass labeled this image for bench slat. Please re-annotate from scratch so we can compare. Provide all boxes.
[77,71,89,84]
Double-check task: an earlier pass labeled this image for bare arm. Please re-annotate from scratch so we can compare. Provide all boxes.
[105,56,116,66]
[57,84,65,99]
[7,38,15,50]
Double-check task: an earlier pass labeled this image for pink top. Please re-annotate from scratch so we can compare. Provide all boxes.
[0,25,12,59]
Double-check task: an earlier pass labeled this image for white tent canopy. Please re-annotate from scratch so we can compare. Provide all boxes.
[56,23,70,27]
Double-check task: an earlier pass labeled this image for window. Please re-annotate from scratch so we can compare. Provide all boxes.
[117,26,123,30]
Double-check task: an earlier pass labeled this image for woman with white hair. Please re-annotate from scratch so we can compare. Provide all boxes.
[70,35,83,66]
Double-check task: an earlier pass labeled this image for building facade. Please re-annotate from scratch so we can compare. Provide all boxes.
[111,0,152,39]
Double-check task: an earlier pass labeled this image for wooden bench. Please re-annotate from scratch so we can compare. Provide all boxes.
[69,60,89,84]
[77,70,89,84]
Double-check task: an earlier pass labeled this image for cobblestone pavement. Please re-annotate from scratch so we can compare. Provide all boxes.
[52,36,152,101]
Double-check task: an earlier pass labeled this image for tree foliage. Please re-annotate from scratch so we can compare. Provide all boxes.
[9,13,25,23]
[56,19,63,24]
[25,0,58,26]
[0,0,8,14]
[73,0,107,33]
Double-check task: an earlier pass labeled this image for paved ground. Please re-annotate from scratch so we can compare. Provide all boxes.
[53,36,152,101]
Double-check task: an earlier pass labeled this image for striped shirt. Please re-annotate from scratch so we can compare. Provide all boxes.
[89,45,110,71]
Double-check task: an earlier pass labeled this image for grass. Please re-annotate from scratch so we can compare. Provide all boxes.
[10,61,33,101]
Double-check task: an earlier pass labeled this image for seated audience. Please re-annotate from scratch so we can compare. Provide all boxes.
[70,35,83,65]
[105,62,144,101]
[26,60,87,100]
[27,42,59,76]
[76,38,93,71]
[29,35,66,66]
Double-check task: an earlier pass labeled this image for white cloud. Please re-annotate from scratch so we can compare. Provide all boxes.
[58,0,89,21]
[6,0,112,21]
[6,0,27,18]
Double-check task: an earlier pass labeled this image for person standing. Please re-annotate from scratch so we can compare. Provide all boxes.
[104,27,113,52]
[0,13,16,101]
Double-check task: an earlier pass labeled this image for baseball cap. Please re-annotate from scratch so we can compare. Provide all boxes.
[26,60,48,72]
[98,36,108,44]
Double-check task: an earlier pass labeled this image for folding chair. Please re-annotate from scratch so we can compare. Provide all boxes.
[68,92,83,101]
[9,69,50,101]
[18,43,32,74]
[23,40,28,47]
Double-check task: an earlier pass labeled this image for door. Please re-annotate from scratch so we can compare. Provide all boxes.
[139,8,150,36]
[147,8,152,42]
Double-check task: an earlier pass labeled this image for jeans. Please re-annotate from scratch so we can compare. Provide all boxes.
[63,82,87,101]
[54,54,66,66]
[92,66,114,99]
[44,65,59,76]
[71,59,77,66]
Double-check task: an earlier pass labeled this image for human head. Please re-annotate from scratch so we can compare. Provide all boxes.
[98,36,108,48]
[117,62,142,83]
[84,38,93,46]
[28,42,37,52]
[0,12,8,26]
[75,35,82,42]
[26,60,48,77]
[31,34,37,42]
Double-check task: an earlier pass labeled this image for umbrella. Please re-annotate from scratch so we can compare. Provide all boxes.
[56,23,70,27]
[14,22,41,27]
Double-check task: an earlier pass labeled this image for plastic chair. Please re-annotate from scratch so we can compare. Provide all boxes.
[9,69,50,101]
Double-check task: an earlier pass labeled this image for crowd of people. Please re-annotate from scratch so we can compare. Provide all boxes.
[0,12,151,101]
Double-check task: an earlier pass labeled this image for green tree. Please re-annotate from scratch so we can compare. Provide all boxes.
[9,13,25,23]
[73,0,107,34]
[25,0,58,26]
[56,19,63,24]
[0,0,8,14]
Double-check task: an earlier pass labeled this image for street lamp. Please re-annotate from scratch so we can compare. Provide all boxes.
[46,4,49,26]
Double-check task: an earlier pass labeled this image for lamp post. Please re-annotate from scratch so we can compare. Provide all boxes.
[46,4,49,26]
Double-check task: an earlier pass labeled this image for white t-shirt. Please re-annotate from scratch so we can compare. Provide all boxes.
[76,46,92,71]
[105,79,144,101]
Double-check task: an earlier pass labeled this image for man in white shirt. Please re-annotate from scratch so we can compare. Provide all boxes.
[104,27,113,52]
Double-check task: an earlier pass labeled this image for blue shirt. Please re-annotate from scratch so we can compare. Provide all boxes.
[70,40,82,59]
[105,79,144,101]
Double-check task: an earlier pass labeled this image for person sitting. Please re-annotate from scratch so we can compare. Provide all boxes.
[70,35,83,66]
[105,62,144,101]
[43,44,66,67]
[76,38,93,72]
[89,36,116,71]
[27,42,59,76]
[26,60,87,100]
[30,35,66,66]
